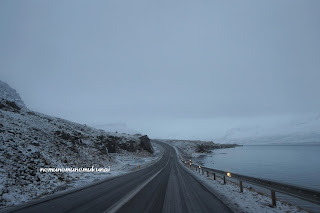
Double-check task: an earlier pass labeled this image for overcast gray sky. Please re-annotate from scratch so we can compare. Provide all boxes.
[1,0,320,140]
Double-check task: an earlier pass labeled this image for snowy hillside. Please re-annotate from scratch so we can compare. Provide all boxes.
[0,81,159,208]
[215,115,320,145]
[0,81,25,108]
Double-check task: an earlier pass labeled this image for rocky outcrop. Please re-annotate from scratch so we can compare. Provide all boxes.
[0,99,21,113]
[96,134,154,154]
[196,143,241,153]
[139,135,154,153]
[167,140,241,155]
[0,80,25,108]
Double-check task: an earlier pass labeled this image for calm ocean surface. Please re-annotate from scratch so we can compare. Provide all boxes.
[194,145,320,191]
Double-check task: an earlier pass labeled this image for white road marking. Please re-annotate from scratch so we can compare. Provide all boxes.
[104,155,170,213]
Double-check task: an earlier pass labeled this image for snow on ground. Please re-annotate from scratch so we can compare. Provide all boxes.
[68,142,163,190]
[0,100,162,208]
[170,144,307,213]
[166,140,199,156]
[188,170,306,213]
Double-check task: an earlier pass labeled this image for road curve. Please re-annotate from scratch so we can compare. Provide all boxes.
[2,141,233,213]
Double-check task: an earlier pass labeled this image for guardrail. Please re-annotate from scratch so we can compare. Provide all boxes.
[180,159,320,207]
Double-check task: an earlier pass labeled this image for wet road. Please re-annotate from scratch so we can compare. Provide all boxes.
[2,141,232,213]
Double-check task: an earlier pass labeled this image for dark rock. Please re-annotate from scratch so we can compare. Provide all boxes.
[105,139,118,153]
[139,135,154,153]
[119,140,136,152]
[196,144,213,153]
[195,142,240,153]
[32,142,40,146]
[0,99,21,112]
[27,111,36,116]
[97,135,105,141]
[55,130,82,145]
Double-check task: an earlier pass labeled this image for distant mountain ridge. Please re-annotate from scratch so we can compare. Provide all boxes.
[216,115,320,145]
[0,80,25,108]
[93,123,140,135]
[216,132,320,145]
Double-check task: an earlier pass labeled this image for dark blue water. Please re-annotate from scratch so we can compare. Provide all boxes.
[194,145,320,191]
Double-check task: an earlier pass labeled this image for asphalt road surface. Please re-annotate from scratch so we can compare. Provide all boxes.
[2,141,233,213]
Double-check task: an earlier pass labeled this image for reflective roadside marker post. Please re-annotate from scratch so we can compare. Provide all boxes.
[213,173,216,180]
[239,180,243,192]
[223,176,226,184]
[207,171,209,177]
[271,190,276,206]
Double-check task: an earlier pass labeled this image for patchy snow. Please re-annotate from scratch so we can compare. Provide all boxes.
[0,104,161,208]
[190,171,307,213]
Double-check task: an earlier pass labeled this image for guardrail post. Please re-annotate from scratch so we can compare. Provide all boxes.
[271,190,276,206]
[179,165,319,205]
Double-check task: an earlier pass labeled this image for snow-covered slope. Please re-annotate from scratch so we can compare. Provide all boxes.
[0,80,25,108]
[216,115,320,145]
[0,102,156,207]
[0,81,156,208]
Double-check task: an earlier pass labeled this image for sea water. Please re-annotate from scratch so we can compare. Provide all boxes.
[194,145,320,191]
